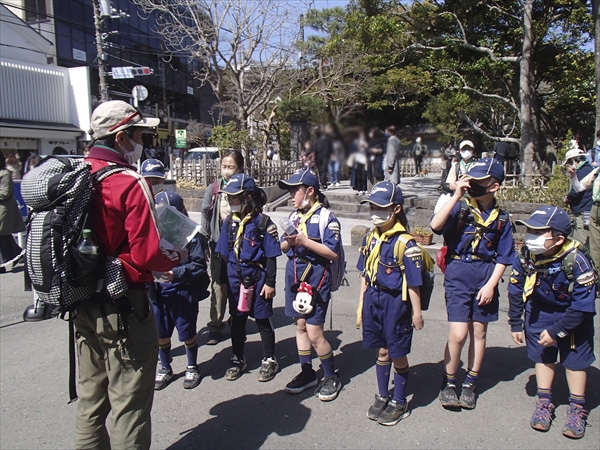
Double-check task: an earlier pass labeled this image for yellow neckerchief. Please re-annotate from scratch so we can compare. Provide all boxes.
[232,212,254,259]
[364,221,407,285]
[296,201,322,237]
[522,239,578,301]
[464,196,500,253]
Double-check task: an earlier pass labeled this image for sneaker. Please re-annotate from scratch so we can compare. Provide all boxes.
[367,394,389,421]
[377,400,410,426]
[439,383,460,408]
[206,332,221,346]
[459,383,477,409]
[562,403,588,439]
[154,367,173,390]
[258,357,279,382]
[285,369,318,394]
[335,182,340,187]
[315,374,342,402]
[183,365,202,389]
[530,399,555,432]
[225,356,247,381]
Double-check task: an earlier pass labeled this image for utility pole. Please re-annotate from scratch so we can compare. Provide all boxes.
[92,0,108,102]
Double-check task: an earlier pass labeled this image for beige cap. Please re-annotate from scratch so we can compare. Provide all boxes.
[89,100,160,140]
[562,148,585,165]
[459,140,474,150]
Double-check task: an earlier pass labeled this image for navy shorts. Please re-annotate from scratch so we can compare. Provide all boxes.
[153,288,198,342]
[525,309,595,370]
[444,259,499,323]
[284,263,331,326]
[362,287,413,359]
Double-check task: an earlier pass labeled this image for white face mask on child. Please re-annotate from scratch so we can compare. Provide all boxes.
[299,190,310,209]
[460,150,473,161]
[524,233,555,255]
[230,204,242,213]
[370,210,394,227]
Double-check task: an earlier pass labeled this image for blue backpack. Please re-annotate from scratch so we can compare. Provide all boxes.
[317,208,347,291]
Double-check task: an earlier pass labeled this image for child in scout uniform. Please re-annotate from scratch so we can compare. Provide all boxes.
[430,158,515,409]
[215,174,282,382]
[508,206,596,439]
[278,168,344,402]
[145,190,209,391]
[356,181,424,426]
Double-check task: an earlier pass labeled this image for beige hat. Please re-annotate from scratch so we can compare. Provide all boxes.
[459,140,474,150]
[89,100,160,140]
[562,148,585,166]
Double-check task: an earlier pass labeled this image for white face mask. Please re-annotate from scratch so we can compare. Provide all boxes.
[151,182,164,195]
[460,150,473,161]
[123,136,144,164]
[299,190,310,209]
[524,232,555,255]
[370,210,394,227]
[596,140,600,147]
[230,204,242,213]
[222,169,236,181]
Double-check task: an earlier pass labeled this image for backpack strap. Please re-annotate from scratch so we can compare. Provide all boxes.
[209,180,220,210]
[394,233,417,303]
[318,207,331,243]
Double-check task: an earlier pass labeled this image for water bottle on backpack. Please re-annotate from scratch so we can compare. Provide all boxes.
[77,229,98,255]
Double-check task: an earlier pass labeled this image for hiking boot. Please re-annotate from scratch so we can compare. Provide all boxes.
[315,374,342,402]
[530,399,555,432]
[154,367,173,390]
[285,369,318,394]
[377,400,410,426]
[439,383,460,408]
[225,355,247,381]
[562,403,588,439]
[367,394,389,421]
[257,357,279,382]
[183,366,202,390]
[459,383,477,409]
[206,332,221,346]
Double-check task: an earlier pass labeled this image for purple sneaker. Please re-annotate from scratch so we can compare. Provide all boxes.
[562,403,588,439]
[530,399,554,431]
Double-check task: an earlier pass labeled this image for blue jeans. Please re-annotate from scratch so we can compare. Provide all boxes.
[328,160,340,184]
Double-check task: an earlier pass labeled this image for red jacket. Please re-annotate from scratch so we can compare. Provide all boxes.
[86,146,181,285]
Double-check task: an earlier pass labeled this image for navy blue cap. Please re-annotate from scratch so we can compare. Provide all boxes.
[220,173,256,195]
[361,181,404,207]
[466,157,505,183]
[278,168,320,191]
[141,158,165,178]
[155,190,185,213]
[515,206,571,236]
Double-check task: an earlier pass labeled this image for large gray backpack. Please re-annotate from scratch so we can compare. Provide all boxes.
[22,156,127,312]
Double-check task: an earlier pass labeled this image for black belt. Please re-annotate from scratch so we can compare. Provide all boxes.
[450,254,495,263]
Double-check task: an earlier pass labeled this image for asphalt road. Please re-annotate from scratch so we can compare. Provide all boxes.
[1,242,599,449]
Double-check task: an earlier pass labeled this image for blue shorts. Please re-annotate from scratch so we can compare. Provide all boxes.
[525,308,595,370]
[227,272,274,320]
[284,262,331,326]
[362,287,413,359]
[153,288,198,342]
[444,259,499,323]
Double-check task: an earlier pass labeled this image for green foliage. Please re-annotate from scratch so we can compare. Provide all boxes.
[209,122,256,152]
[176,178,202,190]
[277,96,327,123]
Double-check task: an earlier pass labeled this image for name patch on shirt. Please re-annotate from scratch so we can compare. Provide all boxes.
[310,215,320,223]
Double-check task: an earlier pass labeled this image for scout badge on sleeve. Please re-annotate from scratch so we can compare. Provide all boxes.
[293,282,314,315]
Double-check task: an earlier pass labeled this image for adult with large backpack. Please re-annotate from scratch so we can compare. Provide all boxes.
[26,100,187,450]
[199,149,245,345]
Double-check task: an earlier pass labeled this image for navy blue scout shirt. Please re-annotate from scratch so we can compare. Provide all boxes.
[284,206,342,296]
[357,234,423,293]
[215,213,281,297]
[507,249,596,336]
[148,232,209,301]
[435,200,515,265]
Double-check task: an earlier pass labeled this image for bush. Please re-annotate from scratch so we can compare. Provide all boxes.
[176,179,203,190]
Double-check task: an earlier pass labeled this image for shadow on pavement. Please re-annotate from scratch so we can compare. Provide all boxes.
[165,391,312,450]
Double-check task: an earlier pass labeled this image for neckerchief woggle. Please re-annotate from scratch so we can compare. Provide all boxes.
[463,196,500,253]
[364,221,407,285]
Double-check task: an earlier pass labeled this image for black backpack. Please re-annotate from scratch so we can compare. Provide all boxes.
[22,156,128,313]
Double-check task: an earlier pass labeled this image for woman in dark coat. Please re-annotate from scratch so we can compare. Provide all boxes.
[0,153,25,271]
[367,127,386,186]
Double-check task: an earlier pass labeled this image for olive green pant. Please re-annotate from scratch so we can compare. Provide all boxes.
[74,290,158,450]
[207,251,227,333]
[572,213,590,249]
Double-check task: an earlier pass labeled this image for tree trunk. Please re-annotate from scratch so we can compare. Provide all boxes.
[519,0,534,187]
[594,0,600,138]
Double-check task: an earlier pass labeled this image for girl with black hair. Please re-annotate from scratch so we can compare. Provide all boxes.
[214,173,282,382]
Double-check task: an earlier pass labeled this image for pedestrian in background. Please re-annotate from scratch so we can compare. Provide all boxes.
[350,129,369,195]
[200,150,245,345]
[412,137,426,176]
[367,127,386,187]
[384,125,401,185]
[564,148,593,247]
[0,152,25,273]
[587,131,600,168]
[312,126,334,190]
